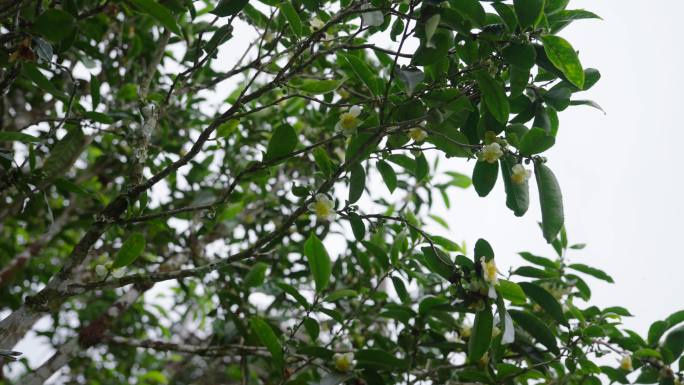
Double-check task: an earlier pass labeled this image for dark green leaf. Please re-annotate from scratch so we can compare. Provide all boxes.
[519,127,555,155]
[348,212,366,241]
[476,71,510,124]
[244,262,268,288]
[468,306,493,362]
[348,163,365,204]
[472,160,498,197]
[376,160,397,193]
[509,309,559,354]
[264,124,297,162]
[498,280,527,304]
[250,318,284,369]
[0,132,40,143]
[32,10,76,43]
[130,0,182,35]
[567,263,614,283]
[279,2,303,37]
[534,161,564,243]
[304,233,332,292]
[513,0,545,29]
[211,0,249,17]
[500,155,530,216]
[519,282,567,326]
[113,232,146,268]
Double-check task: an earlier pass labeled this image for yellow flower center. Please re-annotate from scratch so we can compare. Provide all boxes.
[314,201,332,218]
[483,259,497,283]
[340,113,358,130]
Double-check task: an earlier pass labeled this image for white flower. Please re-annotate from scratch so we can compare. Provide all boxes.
[95,264,108,278]
[310,17,325,31]
[333,352,356,372]
[408,127,428,142]
[112,268,125,279]
[335,106,362,136]
[337,88,350,99]
[502,311,515,344]
[480,257,498,285]
[619,354,633,371]
[477,142,503,164]
[308,194,336,221]
[511,164,531,184]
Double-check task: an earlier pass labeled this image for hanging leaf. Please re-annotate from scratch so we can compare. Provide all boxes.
[42,126,87,182]
[0,132,40,143]
[303,233,332,292]
[472,160,498,197]
[264,124,297,162]
[376,160,397,193]
[519,282,568,326]
[279,2,304,37]
[210,0,249,17]
[513,0,545,29]
[534,161,564,243]
[348,163,366,204]
[475,71,510,124]
[508,309,559,354]
[250,318,284,370]
[112,232,146,268]
[32,9,76,43]
[519,127,555,155]
[243,262,269,288]
[468,306,493,362]
[348,213,366,241]
[500,155,529,216]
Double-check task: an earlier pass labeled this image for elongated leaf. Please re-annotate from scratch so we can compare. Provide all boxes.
[348,212,366,240]
[508,309,559,354]
[340,54,381,96]
[472,160,498,197]
[376,160,397,193]
[356,349,408,370]
[279,2,303,37]
[32,9,76,43]
[534,161,564,243]
[497,280,527,304]
[567,263,614,283]
[451,0,486,26]
[42,126,86,181]
[540,35,585,89]
[348,163,365,204]
[22,63,68,101]
[502,42,536,69]
[250,318,284,369]
[244,262,268,288]
[500,155,529,216]
[113,232,146,268]
[519,282,567,326]
[211,0,249,16]
[130,0,181,35]
[475,71,509,124]
[513,0,545,29]
[0,132,40,143]
[264,124,297,162]
[296,79,341,94]
[304,233,332,292]
[468,306,493,362]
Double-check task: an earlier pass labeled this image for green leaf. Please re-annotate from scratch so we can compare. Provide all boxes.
[113,232,146,268]
[421,246,454,280]
[540,35,585,89]
[513,0,545,29]
[210,0,249,17]
[519,127,555,155]
[475,71,510,124]
[244,262,268,288]
[130,0,181,35]
[356,349,408,370]
[250,318,284,369]
[649,321,669,345]
[474,238,494,260]
[22,63,68,102]
[296,79,341,94]
[468,306,493,362]
[534,161,564,243]
[472,160,498,197]
[376,160,397,193]
[391,276,410,303]
[497,280,527,304]
[0,132,40,143]
[519,282,567,326]
[279,2,303,37]
[500,155,529,216]
[664,326,684,362]
[567,263,614,283]
[264,124,297,162]
[509,65,530,98]
[90,73,101,108]
[32,9,76,43]
[450,0,486,26]
[324,289,358,302]
[304,233,332,293]
[348,213,366,241]
[502,42,537,69]
[275,282,309,308]
[491,2,518,31]
[508,309,559,354]
[348,163,365,204]
[518,252,556,269]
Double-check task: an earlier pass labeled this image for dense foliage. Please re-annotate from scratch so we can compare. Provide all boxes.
[0,0,682,384]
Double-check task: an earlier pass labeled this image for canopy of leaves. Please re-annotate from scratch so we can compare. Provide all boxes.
[0,1,679,385]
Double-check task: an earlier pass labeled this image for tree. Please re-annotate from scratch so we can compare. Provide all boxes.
[0,0,681,384]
